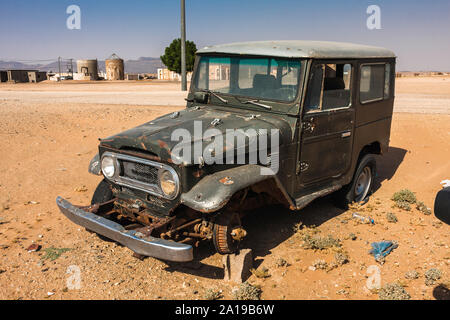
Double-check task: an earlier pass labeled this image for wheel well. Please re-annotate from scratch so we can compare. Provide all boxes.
[359,142,381,161]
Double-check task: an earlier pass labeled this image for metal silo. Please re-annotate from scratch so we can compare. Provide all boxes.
[76,59,98,80]
[105,53,124,80]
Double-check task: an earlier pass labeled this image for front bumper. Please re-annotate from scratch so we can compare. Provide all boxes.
[56,196,193,262]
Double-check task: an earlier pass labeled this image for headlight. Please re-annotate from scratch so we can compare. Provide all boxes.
[101,156,116,178]
[159,169,178,198]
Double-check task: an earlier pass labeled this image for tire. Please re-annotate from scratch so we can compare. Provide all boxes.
[212,212,241,255]
[91,179,113,205]
[86,179,114,240]
[333,154,377,209]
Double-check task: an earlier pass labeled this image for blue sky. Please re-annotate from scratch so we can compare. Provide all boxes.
[0,0,449,70]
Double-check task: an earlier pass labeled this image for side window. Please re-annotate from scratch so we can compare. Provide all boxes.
[304,64,324,112]
[304,63,352,113]
[360,63,391,103]
[384,63,391,98]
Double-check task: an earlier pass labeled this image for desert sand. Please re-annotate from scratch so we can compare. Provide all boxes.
[0,77,449,300]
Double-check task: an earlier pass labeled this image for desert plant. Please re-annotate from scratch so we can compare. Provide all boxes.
[302,234,341,250]
[386,212,398,223]
[405,270,420,280]
[425,268,442,286]
[378,283,411,300]
[233,282,262,300]
[416,201,431,215]
[312,259,328,270]
[392,189,416,204]
[41,247,71,261]
[203,289,222,300]
[335,252,350,265]
[275,258,288,267]
[250,267,270,278]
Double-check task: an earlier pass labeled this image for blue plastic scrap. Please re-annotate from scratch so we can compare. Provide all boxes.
[369,241,398,262]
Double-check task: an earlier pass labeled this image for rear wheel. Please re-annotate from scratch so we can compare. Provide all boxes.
[212,212,244,255]
[333,154,376,209]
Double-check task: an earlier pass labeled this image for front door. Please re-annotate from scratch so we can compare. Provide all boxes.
[297,61,355,188]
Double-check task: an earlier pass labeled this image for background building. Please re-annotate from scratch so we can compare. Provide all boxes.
[157,68,192,81]
[27,71,47,83]
[1,70,47,83]
[105,54,124,80]
[126,74,139,80]
[0,71,7,82]
[75,59,99,80]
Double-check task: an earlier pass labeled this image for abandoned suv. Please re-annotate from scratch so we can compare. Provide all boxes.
[57,41,396,262]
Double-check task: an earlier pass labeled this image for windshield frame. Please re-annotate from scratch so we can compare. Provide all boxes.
[191,54,306,107]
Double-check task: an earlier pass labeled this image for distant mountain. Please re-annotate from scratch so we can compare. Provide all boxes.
[0,57,165,74]
[0,61,45,70]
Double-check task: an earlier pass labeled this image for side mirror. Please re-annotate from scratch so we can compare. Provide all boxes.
[435,187,450,225]
[194,91,209,104]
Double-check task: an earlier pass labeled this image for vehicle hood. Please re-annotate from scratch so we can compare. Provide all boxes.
[100,106,291,165]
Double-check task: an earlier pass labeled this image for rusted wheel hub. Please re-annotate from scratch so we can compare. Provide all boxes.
[212,212,245,254]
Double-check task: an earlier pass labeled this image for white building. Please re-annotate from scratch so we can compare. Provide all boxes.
[157,68,192,81]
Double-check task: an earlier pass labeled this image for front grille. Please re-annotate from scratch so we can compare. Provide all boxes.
[101,151,180,200]
[122,160,158,185]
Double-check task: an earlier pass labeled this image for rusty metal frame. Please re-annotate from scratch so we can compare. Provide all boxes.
[56,197,193,262]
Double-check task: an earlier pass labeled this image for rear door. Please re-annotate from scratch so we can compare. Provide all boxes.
[296,60,355,187]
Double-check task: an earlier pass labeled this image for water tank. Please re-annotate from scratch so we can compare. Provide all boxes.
[105,54,124,80]
[76,59,98,80]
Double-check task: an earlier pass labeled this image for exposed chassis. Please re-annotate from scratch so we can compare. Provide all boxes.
[56,196,193,262]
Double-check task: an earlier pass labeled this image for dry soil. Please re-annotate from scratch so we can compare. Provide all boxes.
[0,77,449,300]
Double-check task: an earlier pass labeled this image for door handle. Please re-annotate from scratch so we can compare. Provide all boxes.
[341,131,351,138]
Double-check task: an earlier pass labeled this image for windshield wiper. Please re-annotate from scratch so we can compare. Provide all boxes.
[200,89,228,104]
[242,99,272,110]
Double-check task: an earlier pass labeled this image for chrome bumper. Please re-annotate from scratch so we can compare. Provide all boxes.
[56,196,193,262]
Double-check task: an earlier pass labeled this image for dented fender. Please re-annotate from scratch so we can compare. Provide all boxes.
[181,165,274,213]
[88,153,102,175]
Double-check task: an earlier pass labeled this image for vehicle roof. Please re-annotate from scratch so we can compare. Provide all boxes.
[197,41,396,59]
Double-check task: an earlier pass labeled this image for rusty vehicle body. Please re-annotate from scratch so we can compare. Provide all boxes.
[57,41,396,262]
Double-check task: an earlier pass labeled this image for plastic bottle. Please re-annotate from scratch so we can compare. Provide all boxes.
[352,213,374,224]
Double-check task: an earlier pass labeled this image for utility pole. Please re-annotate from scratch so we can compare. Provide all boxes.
[58,56,61,81]
[180,0,187,91]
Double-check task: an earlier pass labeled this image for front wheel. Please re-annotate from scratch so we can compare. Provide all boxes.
[334,154,376,209]
[91,179,113,205]
[86,179,114,240]
[212,212,245,255]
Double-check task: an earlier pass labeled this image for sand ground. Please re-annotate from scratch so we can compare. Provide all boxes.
[0,77,449,300]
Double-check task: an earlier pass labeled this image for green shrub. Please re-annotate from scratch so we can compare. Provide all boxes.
[233,282,262,300]
[392,189,416,204]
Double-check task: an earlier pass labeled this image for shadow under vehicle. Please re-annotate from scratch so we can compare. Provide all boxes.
[56,41,396,262]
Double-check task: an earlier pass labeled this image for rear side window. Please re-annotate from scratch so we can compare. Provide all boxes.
[304,63,352,113]
[360,63,391,103]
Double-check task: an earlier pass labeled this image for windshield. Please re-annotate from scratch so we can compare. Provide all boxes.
[194,56,303,102]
